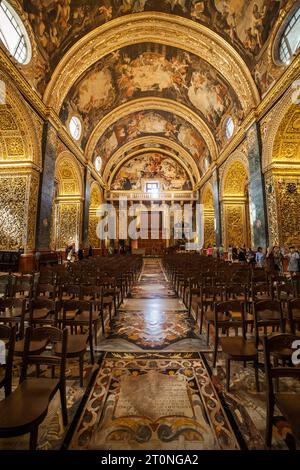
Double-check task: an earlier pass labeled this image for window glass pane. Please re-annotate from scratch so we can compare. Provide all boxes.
[0,7,20,53]
[279,7,300,63]
[69,117,82,140]
[0,1,29,64]
[225,117,234,139]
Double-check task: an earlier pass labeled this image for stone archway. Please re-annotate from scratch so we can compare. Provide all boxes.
[221,159,251,249]
[52,152,84,251]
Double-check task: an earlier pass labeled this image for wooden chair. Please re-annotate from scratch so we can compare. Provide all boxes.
[263,333,300,448]
[0,326,68,450]
[0,298,26,340]
[197,285,225,340]
[13,276,34,300]
[0,325,16,396]
[81,286,105,341]
[275,282,296,307]
[288,299,300,334]
[35,283,58,300]
[27,298,60,327]
[253,300,285,349]
[213,300,259,391]
[59,300,95,386]
[250,283,273,303]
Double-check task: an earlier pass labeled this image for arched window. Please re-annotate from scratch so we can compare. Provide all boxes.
[69,116,82,141]
[279,6,300,64]
[0,1,31,64]
[95,156,102,173]
[225,117,234,140]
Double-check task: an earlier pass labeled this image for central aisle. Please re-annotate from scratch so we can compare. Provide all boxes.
[98,258,206,351]
[69,258,240,450]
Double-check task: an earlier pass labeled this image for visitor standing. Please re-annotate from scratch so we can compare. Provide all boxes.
[255,247,265,268]
[287,246,300,276]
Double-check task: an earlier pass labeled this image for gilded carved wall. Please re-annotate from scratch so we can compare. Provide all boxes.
[265,172,280,246]
[204,215,215,248]
[56,202,82,250]
[265,103,300,248]
[0,171,39,251]
[277,178,300,246]
[88,216,101,249]
[88,182,102,248]
[224,204,247,248]
[272,105,300,162]
[201,184,215,248]
[220,157,250,249]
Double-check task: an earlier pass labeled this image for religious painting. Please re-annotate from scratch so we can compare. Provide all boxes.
[20,0,289,95]
[110,153,192,191]
[93,110,210,170]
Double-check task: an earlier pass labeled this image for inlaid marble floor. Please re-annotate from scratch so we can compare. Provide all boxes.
[70,259,240,450]
[97,258,209,352]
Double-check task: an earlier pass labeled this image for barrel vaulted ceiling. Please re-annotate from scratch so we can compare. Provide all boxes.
[13,0,297,186]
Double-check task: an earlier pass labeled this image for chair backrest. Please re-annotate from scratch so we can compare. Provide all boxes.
[60,284,82,299]
[0,324,16,392]
[201,285,224,301]
[263,333,300,397]
[62,300,92,330]
[214,300,246,336]
[253,300,285,346]
[276,282,296,300]
[29,298,60,325]
[35,283,57,298]
[0,298,26,339]
[251,282,273,300]
[288,299,300,334]
[225,284,247,302]
[20,326,68,383]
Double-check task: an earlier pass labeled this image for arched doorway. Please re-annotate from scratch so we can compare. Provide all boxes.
[221,159,251,249]
[201,184,216,248]
[52,153,84,252]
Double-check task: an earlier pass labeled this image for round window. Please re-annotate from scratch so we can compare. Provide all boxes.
[225,117,234,140]
[69,116,82,141]
[95,156,102,172]
[0,0,32,64]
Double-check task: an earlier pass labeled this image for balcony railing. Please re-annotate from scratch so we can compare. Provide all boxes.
[105,190,199,201]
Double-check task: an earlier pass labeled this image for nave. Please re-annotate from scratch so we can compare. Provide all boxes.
[1,256,299,451]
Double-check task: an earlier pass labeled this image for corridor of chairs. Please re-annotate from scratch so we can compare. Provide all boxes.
[0,254,299,450]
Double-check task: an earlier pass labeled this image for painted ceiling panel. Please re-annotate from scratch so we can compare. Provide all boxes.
[59,43,243,150]
[92,110,210,172]
[20,0,289,95]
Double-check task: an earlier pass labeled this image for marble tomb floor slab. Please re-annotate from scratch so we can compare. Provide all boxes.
[69,352,240,451]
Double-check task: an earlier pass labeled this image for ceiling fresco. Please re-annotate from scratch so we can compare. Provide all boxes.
[59,43,243,150]
[92,110,210,172]
[110,152,192,191]
[20,0,290,96]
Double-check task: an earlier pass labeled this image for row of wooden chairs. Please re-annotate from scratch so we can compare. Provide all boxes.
[0,325,68,449]
[163,254,300,448]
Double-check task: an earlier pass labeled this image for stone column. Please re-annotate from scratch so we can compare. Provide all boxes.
[212,168,222,246]
[247,124,268,249]
[35,122,57,250]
